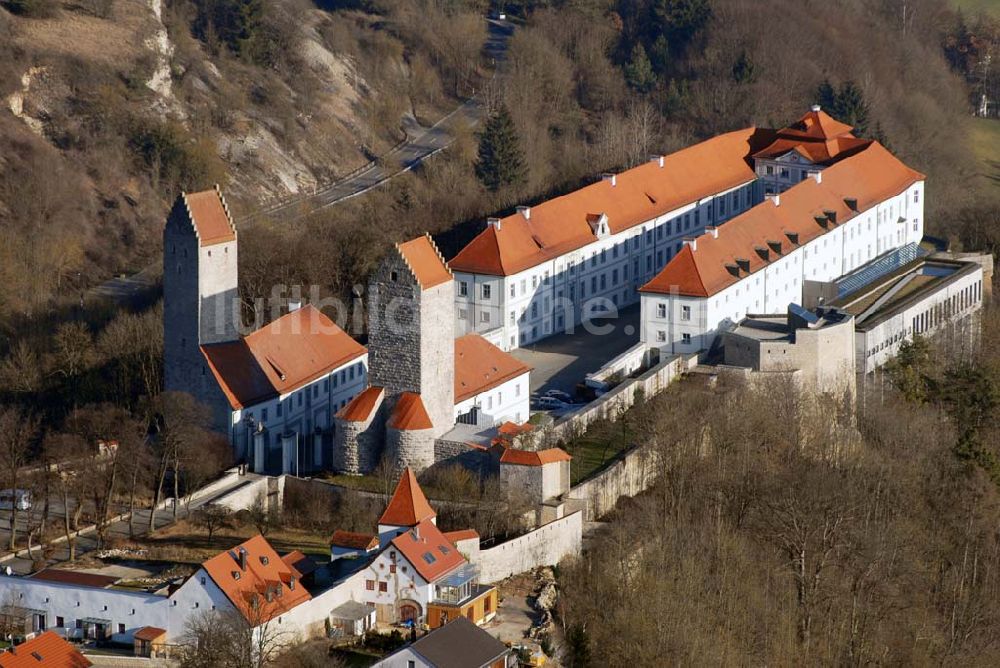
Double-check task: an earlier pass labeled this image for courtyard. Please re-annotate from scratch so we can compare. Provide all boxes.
[510,304,641,397]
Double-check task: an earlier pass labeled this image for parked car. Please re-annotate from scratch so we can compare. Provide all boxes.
[0,489,31,511]
[532,396,568,411]
[543,389,575,403]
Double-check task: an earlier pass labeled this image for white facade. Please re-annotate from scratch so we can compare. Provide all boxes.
[455,181,758,351]
[848,264,983,374]
[231,355,369,470]
[642,181,925,355]
[454,372,531,427]
[356,546,434,621]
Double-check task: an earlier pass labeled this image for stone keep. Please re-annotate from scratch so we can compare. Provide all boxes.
[367,239,455,438]
[162,188,239,427]
[335,236,455,474]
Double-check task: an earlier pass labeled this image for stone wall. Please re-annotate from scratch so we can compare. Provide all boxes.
[565,445,659,521]
[542,353,699,447]
[499,463,545,505]
[334,400,386,475]
[473,511,583,584]
[387,424,435,473]
[368,250,425,398]
[419,279,455,437]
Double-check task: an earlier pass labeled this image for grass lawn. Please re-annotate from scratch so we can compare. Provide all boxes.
[561,416,636,485]
[954,0,1000,15]
[970,117,1000,203]
[130,520,331,562]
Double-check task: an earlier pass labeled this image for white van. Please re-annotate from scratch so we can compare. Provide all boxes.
[0,489,31,511]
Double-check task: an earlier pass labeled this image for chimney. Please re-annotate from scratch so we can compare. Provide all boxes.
[602,173,617,187]
[807,170,822,184]
[412,525,420,541]
[487,217,501,231]
[516,206,530,220]
[811,104,821,112]
[683,237,697,252]
[238,548,247,571]
[765,193,780,207]
[650,155,665,168]
[705,226,719,239]
[289,576,296,591]
[287,300,302,313]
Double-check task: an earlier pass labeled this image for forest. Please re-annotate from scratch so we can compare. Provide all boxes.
[556,312,1000,665]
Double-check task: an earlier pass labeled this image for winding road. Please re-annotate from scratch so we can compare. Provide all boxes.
[91,18,513,302]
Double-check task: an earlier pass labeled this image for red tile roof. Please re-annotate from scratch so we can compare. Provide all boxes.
[336,386,384,422]
[641,142,925,298]
[443,529,480,544]
[387,392,434,431]
[397,235,452,290]
[29,569,118,588]
[497,421,533,436]
[454,335,532,402]
[329,530,379,551]
[391,519,467,583]
[773,107,854,141]
[202,305,367,409]
[280,550,318,577]
[499,447,572,466]
[378,467,436,527]
[132,627,166,642]
[200,535,312,625]
[449,128,761,276]
[181,188,236,247]
[0,631,91,668]
[752,109,868,165]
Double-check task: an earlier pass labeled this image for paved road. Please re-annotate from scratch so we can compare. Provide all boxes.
[1,472,260,574]
[89,18,514,301]
[244,17,512,224]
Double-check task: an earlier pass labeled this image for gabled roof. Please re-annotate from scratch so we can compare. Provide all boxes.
[336,386,384,422]
[387,392,434,431]
[397,235,452,290]
[378,467,436,527]
[202,305,367,409]
[408,617,509,668]
[0,631,91,668]
[133,627,166,642]
[454,334,532,402]
[443,529,480,544]
[499,447,572,467]
[29,569,118,589]
[200,535,311,625]
[176,187,237,247]
[449,128,762,276]
[329,530,379,551]
[641,142,925,298]
[280,550,317,577]
[390,519,466,583]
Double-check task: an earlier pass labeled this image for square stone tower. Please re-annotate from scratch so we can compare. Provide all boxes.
[162,187,239,413]
[367,235,455,437]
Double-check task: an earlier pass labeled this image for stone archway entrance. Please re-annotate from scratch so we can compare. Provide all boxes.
[398,600,422,624]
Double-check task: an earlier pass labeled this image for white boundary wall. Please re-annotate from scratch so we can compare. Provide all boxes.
[473,512,583,584]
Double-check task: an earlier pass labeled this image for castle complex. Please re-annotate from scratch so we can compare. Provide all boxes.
[163,107,986,475]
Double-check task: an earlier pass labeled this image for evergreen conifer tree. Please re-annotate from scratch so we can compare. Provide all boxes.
[625,44,656,93]
[475,105,527,192]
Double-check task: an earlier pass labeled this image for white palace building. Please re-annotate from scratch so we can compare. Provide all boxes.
[449,106,926,357]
